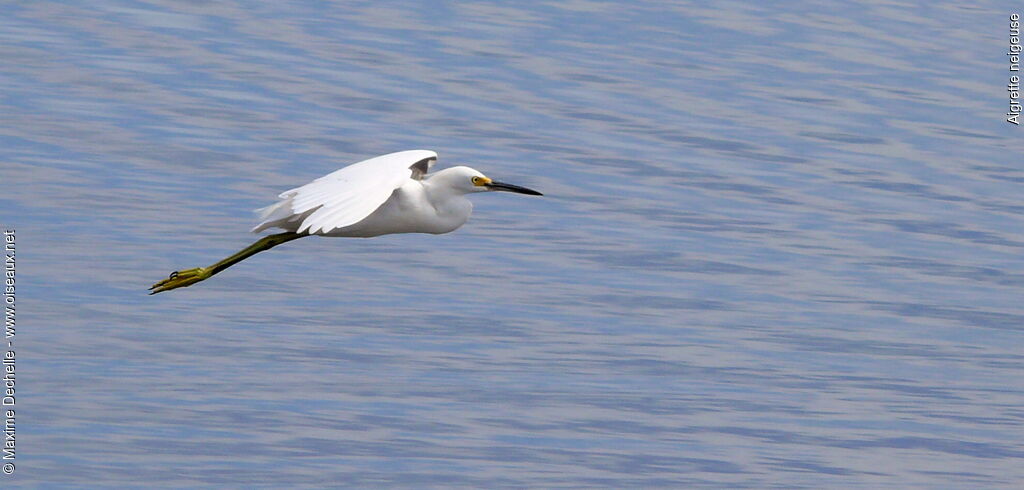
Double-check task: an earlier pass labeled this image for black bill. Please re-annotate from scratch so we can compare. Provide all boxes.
[486,181,543,196]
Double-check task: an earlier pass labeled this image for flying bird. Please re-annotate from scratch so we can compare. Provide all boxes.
[149,150,542,294]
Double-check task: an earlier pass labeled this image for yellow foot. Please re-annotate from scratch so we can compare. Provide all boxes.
[148,267,211,294]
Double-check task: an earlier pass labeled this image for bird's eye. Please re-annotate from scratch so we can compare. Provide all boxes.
[471,176,481,184]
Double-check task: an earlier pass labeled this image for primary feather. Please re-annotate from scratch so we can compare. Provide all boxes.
[252,150,437,234]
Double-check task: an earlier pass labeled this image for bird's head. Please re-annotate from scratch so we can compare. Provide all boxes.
[439,166,543,196]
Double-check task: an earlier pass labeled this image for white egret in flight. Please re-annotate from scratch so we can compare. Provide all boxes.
[149,150,541,294]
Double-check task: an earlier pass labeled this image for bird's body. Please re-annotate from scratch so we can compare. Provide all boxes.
[319,175,474,237]
[150,150,541,294]
[254,151,478,237]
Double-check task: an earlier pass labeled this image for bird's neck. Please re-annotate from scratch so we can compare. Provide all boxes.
[423,170,469,198]
[423,176,473,218]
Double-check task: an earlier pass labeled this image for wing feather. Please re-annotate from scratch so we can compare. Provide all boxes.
[251,150,438,234]
[409,156,436,180]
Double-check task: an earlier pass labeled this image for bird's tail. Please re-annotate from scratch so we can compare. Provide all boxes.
[251,197,296,233]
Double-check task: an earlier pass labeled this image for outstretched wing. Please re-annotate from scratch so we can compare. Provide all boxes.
[252,150,437,234]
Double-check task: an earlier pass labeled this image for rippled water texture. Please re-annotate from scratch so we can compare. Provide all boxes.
[3,1,1023,487]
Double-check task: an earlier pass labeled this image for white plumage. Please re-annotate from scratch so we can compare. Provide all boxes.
[151,149,541,294]
[251,149,541,237]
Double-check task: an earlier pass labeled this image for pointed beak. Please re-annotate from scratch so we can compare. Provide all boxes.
[485,180,543,196]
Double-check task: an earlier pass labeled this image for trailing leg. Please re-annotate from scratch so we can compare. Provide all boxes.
[149,232,304,294]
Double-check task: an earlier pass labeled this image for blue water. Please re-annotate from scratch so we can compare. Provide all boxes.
[3,1,1023,487]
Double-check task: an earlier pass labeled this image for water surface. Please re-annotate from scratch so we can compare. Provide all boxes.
[3,1,1023,487]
